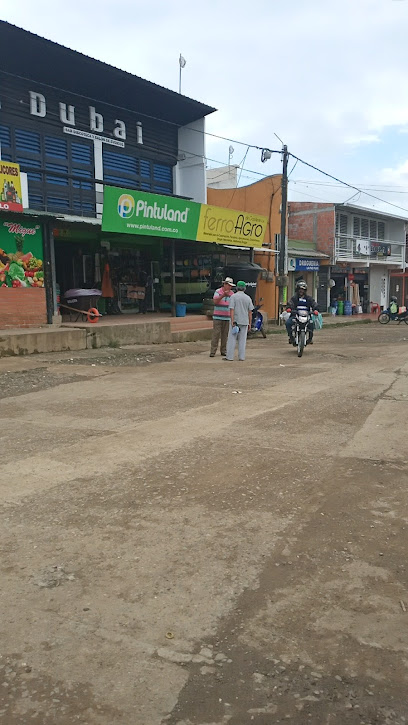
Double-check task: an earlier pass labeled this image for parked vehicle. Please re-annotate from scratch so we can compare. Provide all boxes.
[378,297,408,325]
[248,300,267,338]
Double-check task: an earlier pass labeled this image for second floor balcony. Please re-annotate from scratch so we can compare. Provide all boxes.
[335,235,405,268]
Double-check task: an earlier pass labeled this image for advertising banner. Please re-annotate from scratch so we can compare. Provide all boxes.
[102,187,201,240]
[0,219,44,288]
[0,161,23,212]
[196,205,267,248]
[102,187,267,248]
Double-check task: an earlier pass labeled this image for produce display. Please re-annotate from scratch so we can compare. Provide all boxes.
[0,223,44,289]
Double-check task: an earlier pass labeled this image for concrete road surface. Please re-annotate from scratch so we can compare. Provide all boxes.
[1,323,408,725]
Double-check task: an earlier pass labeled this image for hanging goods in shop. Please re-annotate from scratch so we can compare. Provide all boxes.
[101,263,114,298]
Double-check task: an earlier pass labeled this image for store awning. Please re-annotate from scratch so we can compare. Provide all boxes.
[287,248,330,260]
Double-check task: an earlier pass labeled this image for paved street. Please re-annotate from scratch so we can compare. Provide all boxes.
[1,323,408,725]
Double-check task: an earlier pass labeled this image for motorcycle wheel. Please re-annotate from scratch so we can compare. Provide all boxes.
[404,316,408,325]
[297,330,305,357]
[378,312,390,324]
[261,325,267,339]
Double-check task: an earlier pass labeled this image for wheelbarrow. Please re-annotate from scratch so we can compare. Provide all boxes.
[61,289,103,323]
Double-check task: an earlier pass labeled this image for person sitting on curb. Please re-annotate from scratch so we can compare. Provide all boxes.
[224,280,254,362]
[209,277,236,357]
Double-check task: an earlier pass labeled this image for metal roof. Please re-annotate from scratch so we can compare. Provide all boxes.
[0,21,216,127]
[336,202,408,223]
[288,248,330,259]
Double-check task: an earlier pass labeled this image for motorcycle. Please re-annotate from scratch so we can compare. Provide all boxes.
[288,309,318,358]
[248,299,267,338]
[378,306,408,325]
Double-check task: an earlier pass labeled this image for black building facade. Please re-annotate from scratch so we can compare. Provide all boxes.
[0,21,214,218]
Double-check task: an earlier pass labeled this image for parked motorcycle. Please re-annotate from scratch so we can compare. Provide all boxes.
[378,300,408,325]
[288,309,318,357]
[248,300,267,338]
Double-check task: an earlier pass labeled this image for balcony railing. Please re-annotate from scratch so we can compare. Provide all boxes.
[335,235,405,267]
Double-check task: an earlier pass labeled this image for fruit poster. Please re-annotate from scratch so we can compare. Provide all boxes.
[0,219,44,288]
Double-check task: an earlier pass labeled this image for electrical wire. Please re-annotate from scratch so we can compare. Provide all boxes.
[4,69,408,215]
[289,152,408,214]
[237,146,250,187]
[0,69,281,155]
[0,81,279,184]
[289,179,408,194]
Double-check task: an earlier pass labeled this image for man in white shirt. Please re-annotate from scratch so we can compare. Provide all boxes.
[224,281,254,361]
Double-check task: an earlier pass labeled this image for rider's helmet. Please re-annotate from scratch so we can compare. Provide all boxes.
[391,296,398,302]
[296,281,308,292]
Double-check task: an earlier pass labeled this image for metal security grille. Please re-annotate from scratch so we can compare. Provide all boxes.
[353,215,386,240]
[335,213,348,235]
[317,267,329,312]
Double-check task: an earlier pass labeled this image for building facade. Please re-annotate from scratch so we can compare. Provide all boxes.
[207,175,283,320]
[0,21,215,328]
[288,202,406,313]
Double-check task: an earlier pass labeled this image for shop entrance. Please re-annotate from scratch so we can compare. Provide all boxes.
[53,231,161,317]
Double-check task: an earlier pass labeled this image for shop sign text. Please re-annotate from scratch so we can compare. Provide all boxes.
[295,258,320,272]
[29,91,143,147]
[102,187,267,248]
[0,161,23,212]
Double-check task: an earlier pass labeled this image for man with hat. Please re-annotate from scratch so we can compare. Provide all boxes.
[224,280,254,361]
[209,277,236,357]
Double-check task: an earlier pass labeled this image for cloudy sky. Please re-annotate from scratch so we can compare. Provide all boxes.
[2,0,408,214]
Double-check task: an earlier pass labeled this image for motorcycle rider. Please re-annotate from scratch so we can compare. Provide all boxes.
[286,281,319,344]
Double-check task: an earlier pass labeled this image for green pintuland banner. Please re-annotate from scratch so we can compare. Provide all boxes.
[102,187,201,240]
[102,186,268,248]
[0,218,44,288]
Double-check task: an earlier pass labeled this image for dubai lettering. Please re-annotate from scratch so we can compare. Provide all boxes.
[29,91,143,144]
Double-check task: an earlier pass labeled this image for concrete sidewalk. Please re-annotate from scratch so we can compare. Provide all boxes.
[0,312,377,356]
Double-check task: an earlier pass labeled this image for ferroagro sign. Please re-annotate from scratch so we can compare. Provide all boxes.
[102,187,267,248]
[0,161,23,212]
[196,205,267,248]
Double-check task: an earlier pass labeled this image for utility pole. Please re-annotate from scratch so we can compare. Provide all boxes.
[278,144,289,318]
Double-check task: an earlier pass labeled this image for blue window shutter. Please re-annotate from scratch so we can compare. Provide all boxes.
[71,142,92,165]
[153,163,172,183]
[0,124,11,147]
[140,159,151,178]
[45,136,67,159]
[15,129,41,154]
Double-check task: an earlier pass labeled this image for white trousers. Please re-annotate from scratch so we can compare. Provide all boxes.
[226,324,248,360]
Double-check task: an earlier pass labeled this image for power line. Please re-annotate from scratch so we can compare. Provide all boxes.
[289,153,408,215]
[0,68,281,156]
[5,68,408,214]
[291,179,408,194]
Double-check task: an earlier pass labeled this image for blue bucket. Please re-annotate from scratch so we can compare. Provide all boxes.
[176,302,187,317]
[344,301,352,316]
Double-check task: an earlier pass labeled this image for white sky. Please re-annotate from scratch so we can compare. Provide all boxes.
[2,0,408,215]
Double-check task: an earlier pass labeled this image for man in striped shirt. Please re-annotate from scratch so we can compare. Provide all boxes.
[209,277,236,357]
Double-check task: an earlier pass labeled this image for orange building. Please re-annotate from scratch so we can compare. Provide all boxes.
[207,174,283,320]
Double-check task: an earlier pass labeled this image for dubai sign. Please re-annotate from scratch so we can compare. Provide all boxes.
[102,187,267,248]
